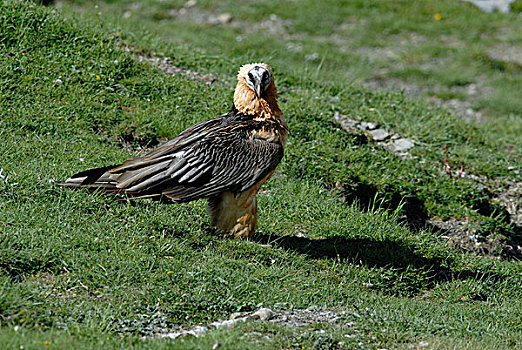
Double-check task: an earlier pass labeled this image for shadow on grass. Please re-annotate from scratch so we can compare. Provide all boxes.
[333,175,522,261]
[0,256,60,282]
[254,233,507,297]
[338,175,429,231]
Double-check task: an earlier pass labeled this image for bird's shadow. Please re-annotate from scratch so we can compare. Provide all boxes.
[253,233,506,297]
[255,234,431,268]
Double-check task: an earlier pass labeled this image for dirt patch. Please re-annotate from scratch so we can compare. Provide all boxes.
[432,217,521,259]
[134,52,217,85]
[363,78,488,122]
[26,272,109,302]
[167,3,234,26]
[167,4,293,36]
[426,178,521,260]
[497,180,522,226]
[111,31,217,85]
[487,44,522,68]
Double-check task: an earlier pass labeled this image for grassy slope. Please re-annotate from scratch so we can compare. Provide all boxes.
[60,0,522,231]
[0,1,521,349]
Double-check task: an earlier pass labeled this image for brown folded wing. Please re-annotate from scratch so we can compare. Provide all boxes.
[61,116,284,203]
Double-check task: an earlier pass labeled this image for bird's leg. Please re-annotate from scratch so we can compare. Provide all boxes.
[207,190,258,239]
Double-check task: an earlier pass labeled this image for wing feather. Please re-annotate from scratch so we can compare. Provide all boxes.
[63,112,284,202]
[115,160,171,188]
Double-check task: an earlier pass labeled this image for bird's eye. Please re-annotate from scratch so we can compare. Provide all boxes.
[262,71,267,80]
[248,72,254,81]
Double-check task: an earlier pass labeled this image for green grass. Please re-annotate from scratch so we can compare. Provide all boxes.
[1,0,521,349]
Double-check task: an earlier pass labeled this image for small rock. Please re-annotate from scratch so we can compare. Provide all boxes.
[286,42,303,52]
[200,74,216,85]
[368,129,390,141]
[273,302,289,310]
[217,13,233,24]
[54,79,63,84]
[250,308,274,321]
[366,122,379,130]
[461,0,513,13]
[392,138,414,152]
[212,343,219,350]
[184,0,197,8]
[229,312,244,320]
[333,113,360,130]
[359,121,378,130]
[211,319,242,329]
[305,52,319,61]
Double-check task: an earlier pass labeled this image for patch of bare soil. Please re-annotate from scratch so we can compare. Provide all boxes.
[432,217,522,260]
[167,2,293,36]
[497,181,522,227]
[134,52,217,85]
[363,78,489,123]
[487,44,522,68]
[427,175,521,260]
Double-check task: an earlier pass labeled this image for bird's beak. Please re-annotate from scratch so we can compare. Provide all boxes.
[254,80,262,99]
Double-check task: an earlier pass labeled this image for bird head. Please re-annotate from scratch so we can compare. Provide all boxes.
[234,62,282,119]
[237,63,274,99]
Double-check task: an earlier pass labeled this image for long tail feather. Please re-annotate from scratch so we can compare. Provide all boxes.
[59,165,118,190]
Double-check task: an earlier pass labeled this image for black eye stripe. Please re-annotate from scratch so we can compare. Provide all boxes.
[247,69,271,83]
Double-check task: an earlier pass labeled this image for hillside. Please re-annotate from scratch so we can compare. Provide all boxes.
[1,1,521,349]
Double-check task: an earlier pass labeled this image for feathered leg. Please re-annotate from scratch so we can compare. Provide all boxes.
[207,171,275,238]
[207,190,258,239]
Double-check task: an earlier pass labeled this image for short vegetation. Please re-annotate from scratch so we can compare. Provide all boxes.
[1,0,521,349]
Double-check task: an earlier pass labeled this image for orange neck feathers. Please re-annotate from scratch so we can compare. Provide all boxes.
[233,63,282,120]
[233,80,282,120]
